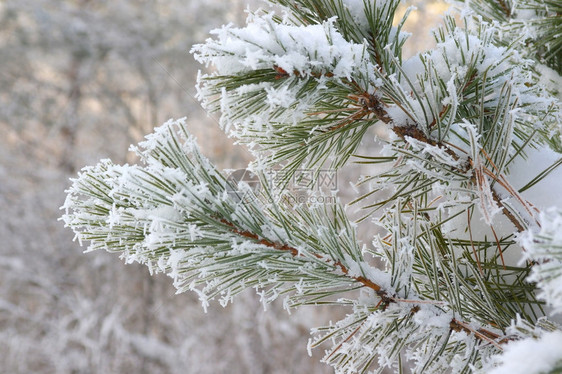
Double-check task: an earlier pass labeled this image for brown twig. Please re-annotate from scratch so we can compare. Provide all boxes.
[218,217,509,346]
[359,89,531,235]
[218,217,385,293]
[273,65,334,80]
[491,188,526,232]
[497,0,512,18]
[428,104,450,130]
[324,92,392,132]
[356,93,471,172]
[477,147,534,232]
[467,208,485,275]
[450,319,504,350]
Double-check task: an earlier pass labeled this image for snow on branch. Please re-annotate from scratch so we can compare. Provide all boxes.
[60,1,562,372]
[191,11,379,174]
[192,13,369,80]
[61,118,515,372]
[520,208,562,315]
[61,118,393,310]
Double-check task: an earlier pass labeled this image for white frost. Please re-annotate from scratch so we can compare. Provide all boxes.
[192,13,370,80]
[488,330,562,374]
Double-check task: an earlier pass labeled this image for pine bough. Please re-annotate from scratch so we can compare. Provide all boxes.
[62,1,562,373]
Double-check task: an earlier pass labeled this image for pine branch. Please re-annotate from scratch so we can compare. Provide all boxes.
[218,216,385,294]
[62,119,515,372]
[61,1,562,372]
[462,0,562,74]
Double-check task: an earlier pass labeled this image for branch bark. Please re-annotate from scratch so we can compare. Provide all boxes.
[218,216,508,347]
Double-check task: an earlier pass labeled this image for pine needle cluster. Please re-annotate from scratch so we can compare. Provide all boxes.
[62,1,562,372]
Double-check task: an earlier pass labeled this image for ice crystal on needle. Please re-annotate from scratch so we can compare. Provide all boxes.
[62,1,562,372]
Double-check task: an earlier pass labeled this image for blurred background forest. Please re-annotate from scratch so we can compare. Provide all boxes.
[0,1,446,372]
